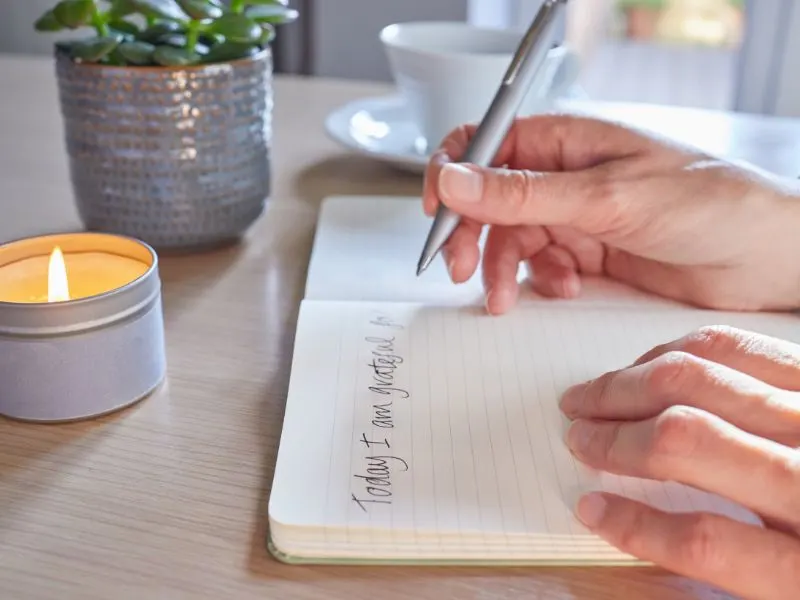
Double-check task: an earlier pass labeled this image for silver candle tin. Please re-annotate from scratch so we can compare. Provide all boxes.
[0,232,166,422]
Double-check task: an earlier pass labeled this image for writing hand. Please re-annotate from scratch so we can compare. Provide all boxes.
[559,325,800,600]
[423,115,800,315]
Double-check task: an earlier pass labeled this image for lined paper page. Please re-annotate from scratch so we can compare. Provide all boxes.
[270,299,799,545]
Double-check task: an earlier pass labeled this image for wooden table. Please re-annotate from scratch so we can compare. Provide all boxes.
[2,53,800,600]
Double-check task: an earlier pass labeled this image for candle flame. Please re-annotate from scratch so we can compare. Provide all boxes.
[48,246,70,303]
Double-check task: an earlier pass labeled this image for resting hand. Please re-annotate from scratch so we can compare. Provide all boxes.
[560,325,800,600]
[423,115,800,315]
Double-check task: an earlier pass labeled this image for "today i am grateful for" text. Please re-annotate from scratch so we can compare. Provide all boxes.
[351,314,410,513]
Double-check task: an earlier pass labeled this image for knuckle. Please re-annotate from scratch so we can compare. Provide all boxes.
[440,126,469,158]
[584,371,617,414]
[645,350,703,397]
[648,406,708,466]
[681,325,742,358]
[679,513,728,574]
[582,169,629,233]
[499,170,536,215]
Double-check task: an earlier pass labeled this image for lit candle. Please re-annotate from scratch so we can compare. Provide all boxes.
[0,231,166,423]
[0,235,149,304]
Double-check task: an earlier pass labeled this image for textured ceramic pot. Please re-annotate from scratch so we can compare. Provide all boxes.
[53,47,272,251]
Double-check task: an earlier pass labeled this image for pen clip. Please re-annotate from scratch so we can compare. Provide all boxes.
[501,48,527,86]
[501,0,563,85]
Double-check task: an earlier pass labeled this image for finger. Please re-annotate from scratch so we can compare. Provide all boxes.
[436,162,618,234]
[508,113,660,171]
[633,325,800,391]
[481,226,550,315]
[438,114,658,174]
[441,219,483,283]
[527,245,581,299]
[560,350,800,447]
[565,406,800,528]
[424,123,510,216]
[423,145,484,282]
[575,492,800,600]
[545,226,606,275]
[423,149,451,217]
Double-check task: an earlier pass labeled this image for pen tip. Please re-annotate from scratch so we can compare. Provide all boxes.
[416,254,432,277]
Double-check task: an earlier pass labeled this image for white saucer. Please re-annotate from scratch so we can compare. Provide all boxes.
[323,94,431,175]
[324,89,589,175]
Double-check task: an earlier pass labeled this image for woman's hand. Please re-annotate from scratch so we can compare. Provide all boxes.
[560,325,800,600]
[423,115,800,314]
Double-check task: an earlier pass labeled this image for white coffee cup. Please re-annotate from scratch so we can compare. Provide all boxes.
[380,21,581,152]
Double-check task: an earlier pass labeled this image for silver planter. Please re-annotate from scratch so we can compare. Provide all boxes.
[54,48,272,251]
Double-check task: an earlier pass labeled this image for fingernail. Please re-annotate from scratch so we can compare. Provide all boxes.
[559,383,585,416]
[560,276,581,298]
[576,492,607,528]
[485,286,515,315]
[439,163,483,203]
[446,256,457,280]
[565,419,594,456]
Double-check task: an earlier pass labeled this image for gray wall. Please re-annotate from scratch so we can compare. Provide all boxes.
[0,1,76,55]
[732,0,800,117]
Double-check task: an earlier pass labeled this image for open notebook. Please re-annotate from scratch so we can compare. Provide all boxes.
[267,195,800,565]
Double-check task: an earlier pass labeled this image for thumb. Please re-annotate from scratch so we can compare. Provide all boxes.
[437,162,617,233]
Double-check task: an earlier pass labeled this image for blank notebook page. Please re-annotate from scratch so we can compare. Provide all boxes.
[269,299,798,560]
[304,195,687,310]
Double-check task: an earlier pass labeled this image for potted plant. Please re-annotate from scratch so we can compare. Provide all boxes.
[617,0,667,40]
[33,0,298,251]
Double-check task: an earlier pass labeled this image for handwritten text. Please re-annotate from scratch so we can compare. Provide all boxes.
[351,435,409,512]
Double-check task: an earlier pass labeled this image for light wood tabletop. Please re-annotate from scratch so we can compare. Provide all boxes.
[2,53,800,600]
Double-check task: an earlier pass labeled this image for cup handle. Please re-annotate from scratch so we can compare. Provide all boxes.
[545,49,581,100]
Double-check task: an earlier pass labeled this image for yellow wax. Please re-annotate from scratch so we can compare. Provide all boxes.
[0,252,149,304]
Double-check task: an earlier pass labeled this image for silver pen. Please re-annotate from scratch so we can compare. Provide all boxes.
[416,0,569,276]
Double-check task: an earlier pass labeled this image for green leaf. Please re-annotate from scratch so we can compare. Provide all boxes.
[103,47,128,65]
[109,0,138,17]
[199,32,225,46]
[117,40,156,64]
[176,0,223,20]
[203,41,259,63]
[245,0,289,5]
[131,0,190,22]
[109,18,141,35]
[153,45,202,66]
[55,40,78,54]
[158,32,188,46]
[53,0,96,29]
[109,30,137,42]
[137,20,185,42]
[154,33,210,54]
[245,4,298,24]
[70,34,124,62]
[209,13,262,43]
[34,9,64,32]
